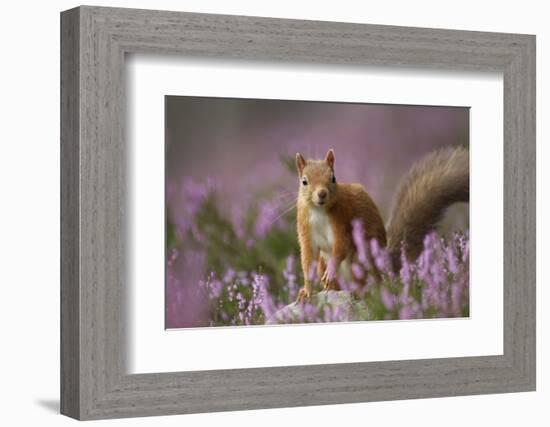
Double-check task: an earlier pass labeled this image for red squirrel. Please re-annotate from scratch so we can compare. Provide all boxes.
[295,147,469,300]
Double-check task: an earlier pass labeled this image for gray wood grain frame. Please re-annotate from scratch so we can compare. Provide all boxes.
[60,5,536,420]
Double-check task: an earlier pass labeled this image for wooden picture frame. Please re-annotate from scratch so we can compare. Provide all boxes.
[60,5,536,420]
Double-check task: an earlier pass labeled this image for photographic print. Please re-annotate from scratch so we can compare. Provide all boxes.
[165,96,469,329]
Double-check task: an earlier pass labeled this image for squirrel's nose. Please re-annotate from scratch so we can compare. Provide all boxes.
[318,189,327,199]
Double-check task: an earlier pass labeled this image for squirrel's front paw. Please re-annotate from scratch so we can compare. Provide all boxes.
[296,288,311,303]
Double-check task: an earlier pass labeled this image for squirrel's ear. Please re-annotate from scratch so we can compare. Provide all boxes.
[325,149,335,169]
[296,153,307,175]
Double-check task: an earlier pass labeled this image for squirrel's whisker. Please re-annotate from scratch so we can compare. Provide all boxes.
[266,202,297,227]
[270,190,299,200]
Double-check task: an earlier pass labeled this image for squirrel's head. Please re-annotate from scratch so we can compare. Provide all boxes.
[296,149,338,209]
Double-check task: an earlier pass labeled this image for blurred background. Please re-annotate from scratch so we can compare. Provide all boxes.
[165,96,469,328]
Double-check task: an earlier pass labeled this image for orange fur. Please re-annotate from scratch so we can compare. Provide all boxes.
[295,150,386,300]
[295,147,468,301]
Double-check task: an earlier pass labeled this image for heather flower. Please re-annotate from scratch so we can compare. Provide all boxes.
[283,255,299,301]
[255,274,276,321]
[325,257,338,281]
[303,303,320,322]
[380,287,397,311]
[209,279,223,299]
[430,262,445,288]
[307,260,318,282]
[254,200,285,237]
[323,304,347,323]
[323,307,333,323]
[182,178,212,216]
[447,245,459,274]
[352,219,369,265]
[399,302,421,320]
[351,262,364,280]
[370,238,391,273]
[223,268,236,284]
[399,245,411,287]
[237,271,250,286]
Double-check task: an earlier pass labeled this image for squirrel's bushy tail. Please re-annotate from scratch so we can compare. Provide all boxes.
[386,146,469,268]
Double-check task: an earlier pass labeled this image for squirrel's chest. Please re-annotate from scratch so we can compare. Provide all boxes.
[308,209,334,255]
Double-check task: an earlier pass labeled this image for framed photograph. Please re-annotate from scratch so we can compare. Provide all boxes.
[60,6,536,420]
[164,96,470,329]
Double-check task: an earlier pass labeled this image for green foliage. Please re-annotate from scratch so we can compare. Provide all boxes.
[170,192,300,293]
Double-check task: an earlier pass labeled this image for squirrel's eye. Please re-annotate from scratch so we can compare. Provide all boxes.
[332,175,336,183]
[301,178,308,186]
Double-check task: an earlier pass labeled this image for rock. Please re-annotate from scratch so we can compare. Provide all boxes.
[266,290,372,324]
